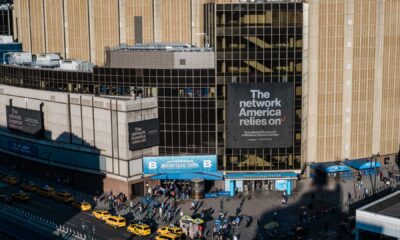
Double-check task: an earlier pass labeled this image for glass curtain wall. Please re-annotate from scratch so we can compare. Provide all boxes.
[205,2,303,171]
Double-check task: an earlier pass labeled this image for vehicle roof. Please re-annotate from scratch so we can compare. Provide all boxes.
[161,232,180,237]
[108,216,125,220]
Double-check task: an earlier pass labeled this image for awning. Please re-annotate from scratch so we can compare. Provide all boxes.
[225,172,297,180]
[150,172,223,181]
[310,161,351,173]
[344,158,382,170]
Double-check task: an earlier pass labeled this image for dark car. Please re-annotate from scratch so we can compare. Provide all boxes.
[0,194,12,205]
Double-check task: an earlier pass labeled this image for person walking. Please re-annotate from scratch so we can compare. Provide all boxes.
[159,206,163,217]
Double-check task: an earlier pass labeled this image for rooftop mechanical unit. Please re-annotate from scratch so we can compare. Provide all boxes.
[60,59,94,72]
[33,53,61,67]
[8,52,32,65]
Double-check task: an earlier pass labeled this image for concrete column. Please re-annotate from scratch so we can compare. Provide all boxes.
[372,0,385,155]
[153,0,162,42]
[119,0,126,44]
[63,0,69,58]
[88,0,95,63]
[305,0,319,164]
[341,0,354,159]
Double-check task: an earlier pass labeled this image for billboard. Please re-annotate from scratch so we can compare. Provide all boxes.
[6,106,44,136]
[143,155,217,174]
[128,118,160,151]
[227,83,294,148]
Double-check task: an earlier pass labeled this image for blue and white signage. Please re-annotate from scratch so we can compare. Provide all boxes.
[143,155,217,174]
[7,140,38,157]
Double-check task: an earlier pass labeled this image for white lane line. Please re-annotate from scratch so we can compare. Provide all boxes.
[79,217,91,223]
[32,201,53,209]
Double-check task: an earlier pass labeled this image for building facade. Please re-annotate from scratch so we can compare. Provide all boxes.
[205,2,304,191]
[0,1,12,36]
[0,69,159,196]
[0,0,399,195]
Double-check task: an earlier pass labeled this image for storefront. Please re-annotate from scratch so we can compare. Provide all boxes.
[142,155,223,193]
[310,161,352,178]
[224,172,298,196]
[344,158,382,176]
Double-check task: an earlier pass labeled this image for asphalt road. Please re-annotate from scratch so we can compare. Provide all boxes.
[0,215,58,240]
[0,181,136,240]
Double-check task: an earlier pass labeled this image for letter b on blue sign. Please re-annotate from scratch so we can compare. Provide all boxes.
[148,161,157,169]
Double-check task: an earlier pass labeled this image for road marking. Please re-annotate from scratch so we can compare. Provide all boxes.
[16,205,40,214]
[79,218,91,223]
[32,201,52,210]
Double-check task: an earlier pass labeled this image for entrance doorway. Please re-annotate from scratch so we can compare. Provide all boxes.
[131,182,144,197]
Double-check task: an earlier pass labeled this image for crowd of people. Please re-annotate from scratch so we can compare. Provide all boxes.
[147,181,193,201]
[106,191,128,212]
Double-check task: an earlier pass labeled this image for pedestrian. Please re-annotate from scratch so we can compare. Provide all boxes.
[139,205,143,215]
[159,206,163,217]
[273,211,277,221]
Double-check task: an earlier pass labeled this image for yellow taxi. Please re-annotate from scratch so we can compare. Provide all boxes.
[157,226,183,237]
[11,191,30,202]
[36,186,55,197]
[71,201,92,211]
[20,181,37,192]
[53,191,74,203]
[155,233,181,240]
[92,210,111,221]
[127,223,152,237]
[2,176,18,185]
[105,215,126,229]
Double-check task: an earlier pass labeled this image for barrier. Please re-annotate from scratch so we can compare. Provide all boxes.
[0,203,86,240]
[205,191,231,199]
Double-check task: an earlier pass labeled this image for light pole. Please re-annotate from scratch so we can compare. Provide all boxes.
[46,152,52,186]
[374,152,380,193]
[370,152,380,194]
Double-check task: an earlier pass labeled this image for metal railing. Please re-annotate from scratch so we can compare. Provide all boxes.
[0,202,89,240]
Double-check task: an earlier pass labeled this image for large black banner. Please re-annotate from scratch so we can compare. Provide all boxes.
[128,118,160,151]
[6,106,44,137]
[227,83,294,148]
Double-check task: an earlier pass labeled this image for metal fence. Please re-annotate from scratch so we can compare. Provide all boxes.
[0,202,90,240]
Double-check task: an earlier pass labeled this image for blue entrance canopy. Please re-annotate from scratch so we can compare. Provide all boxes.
[344,158,382,170]
[151,171,223,181]
[310,161,351,173]
[225,172,297,179]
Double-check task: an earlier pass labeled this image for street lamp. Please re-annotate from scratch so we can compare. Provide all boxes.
[370,152,380,194]
[46,152,52,186]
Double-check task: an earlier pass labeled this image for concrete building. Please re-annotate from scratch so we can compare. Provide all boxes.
[1,0,400,195]
[355,190,400,239]
[0,83,159,196]
[304,0,400,166]
[11,0,400,164]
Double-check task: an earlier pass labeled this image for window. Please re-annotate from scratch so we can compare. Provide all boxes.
[179,59,186,66]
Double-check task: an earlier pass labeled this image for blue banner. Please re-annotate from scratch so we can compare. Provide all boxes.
[7,140,38,157]
[143,155,217,174]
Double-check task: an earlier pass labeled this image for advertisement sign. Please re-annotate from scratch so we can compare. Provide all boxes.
[128,118,160,151]
[143,155,217,174]
[274,180,288,191]
[7,140,38,157]
[6,106,44,136]
[227,83,294,148]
